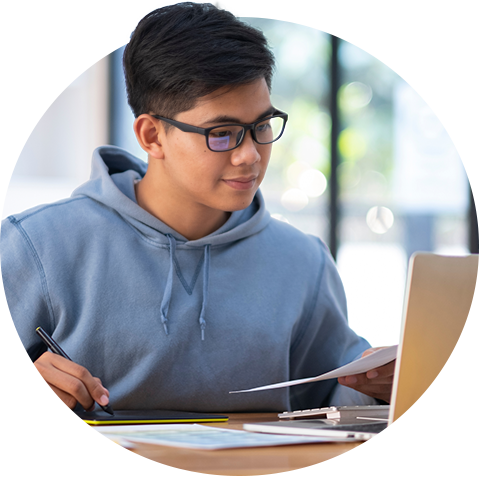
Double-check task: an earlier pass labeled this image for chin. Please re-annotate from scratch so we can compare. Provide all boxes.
[221,192,257,212]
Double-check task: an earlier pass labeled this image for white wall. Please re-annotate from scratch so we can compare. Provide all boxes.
[2,56,109,219]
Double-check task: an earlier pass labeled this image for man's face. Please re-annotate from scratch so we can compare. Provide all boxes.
[158,78,274,213]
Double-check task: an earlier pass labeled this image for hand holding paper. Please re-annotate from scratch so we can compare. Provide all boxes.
[338,346,397,403]
[230,345,398,394]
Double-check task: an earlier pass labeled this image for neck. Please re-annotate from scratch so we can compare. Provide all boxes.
[135,167,230,241]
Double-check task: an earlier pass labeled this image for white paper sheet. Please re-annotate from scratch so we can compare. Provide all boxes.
[97,423,356,449]
[230,345,398,394]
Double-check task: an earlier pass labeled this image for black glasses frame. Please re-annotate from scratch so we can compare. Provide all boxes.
[150,110,288,152]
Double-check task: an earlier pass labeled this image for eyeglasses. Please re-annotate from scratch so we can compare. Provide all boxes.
[150,110,288,152]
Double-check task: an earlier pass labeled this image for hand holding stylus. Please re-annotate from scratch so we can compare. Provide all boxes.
[34,327,114,415]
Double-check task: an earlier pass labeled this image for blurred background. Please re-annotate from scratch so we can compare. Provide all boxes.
[3,18,478,347]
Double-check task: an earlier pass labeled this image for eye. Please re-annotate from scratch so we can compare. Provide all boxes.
[209,128,235,138]
[255,121,271,132]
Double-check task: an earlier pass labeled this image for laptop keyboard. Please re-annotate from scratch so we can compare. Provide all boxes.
[375,427,480,434]
[297,419,480,434]
[313,421,388,433]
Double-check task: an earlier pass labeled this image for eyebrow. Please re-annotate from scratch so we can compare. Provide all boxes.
[201,106,277,126]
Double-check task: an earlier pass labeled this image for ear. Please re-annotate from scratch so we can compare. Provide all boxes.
[133,114,166,159]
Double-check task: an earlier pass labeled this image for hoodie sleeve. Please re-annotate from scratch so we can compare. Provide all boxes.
[1,216,55,361]
[288,237,377,410]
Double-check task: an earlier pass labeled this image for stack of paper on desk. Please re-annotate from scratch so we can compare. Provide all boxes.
[97,424,361,449]
[230,345,398,393]
[0,424,350,450]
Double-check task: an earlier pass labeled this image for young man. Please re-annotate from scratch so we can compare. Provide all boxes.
[0,2,394,413]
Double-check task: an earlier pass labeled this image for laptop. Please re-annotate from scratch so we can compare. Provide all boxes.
[244,252,479,440]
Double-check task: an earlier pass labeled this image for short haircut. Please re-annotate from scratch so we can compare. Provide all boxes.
[123,2,275,120]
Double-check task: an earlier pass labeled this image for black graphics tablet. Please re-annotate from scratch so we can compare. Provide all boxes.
[75,409,228,426]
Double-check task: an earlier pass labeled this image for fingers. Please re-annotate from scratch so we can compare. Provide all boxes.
[84,402,97,412]
[339,374,392,386]
[338,358,396,403]
[366,359,396,380]
[338,377,393,402]
[361,346,388,358]
[341,363,395,386]
[34,352,110,411]
[339,360,395,385]
[93,377,109,398]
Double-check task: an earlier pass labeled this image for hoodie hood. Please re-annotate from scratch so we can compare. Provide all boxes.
[72,145,271,340]
[72,145,271,248]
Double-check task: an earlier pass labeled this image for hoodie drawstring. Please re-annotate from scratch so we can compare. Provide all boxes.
[199,244,210,341]
[160,234,211,340]
[159,234,176,335]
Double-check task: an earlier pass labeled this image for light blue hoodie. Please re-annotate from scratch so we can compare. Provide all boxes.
[1,146,375,412]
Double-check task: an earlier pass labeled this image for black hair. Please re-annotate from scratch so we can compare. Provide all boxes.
[123,2,275,119]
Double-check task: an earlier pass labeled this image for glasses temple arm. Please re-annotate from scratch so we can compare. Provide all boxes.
[151,115,207,135]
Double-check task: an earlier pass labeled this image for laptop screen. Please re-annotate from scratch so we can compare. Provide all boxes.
[389,253,480,427]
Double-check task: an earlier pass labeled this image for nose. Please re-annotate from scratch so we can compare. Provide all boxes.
[229,130,262,167]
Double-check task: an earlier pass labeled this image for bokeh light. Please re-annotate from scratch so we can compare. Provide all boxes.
[339,81,373,111]
[281,188,309,211]
[366,206,395,234]
[338,128,367,162]
[298,169,327,197]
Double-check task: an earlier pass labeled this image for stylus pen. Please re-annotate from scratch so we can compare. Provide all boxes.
[35,327,115,416]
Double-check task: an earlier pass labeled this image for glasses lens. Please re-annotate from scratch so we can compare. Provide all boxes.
[255,116,285,144]
[208,126,244,151]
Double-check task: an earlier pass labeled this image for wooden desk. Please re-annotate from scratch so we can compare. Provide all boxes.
[0,414,480,475]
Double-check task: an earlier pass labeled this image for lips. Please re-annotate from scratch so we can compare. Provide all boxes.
[222,175,258,190]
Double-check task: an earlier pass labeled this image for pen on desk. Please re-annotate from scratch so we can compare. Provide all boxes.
[35,326,115,416]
